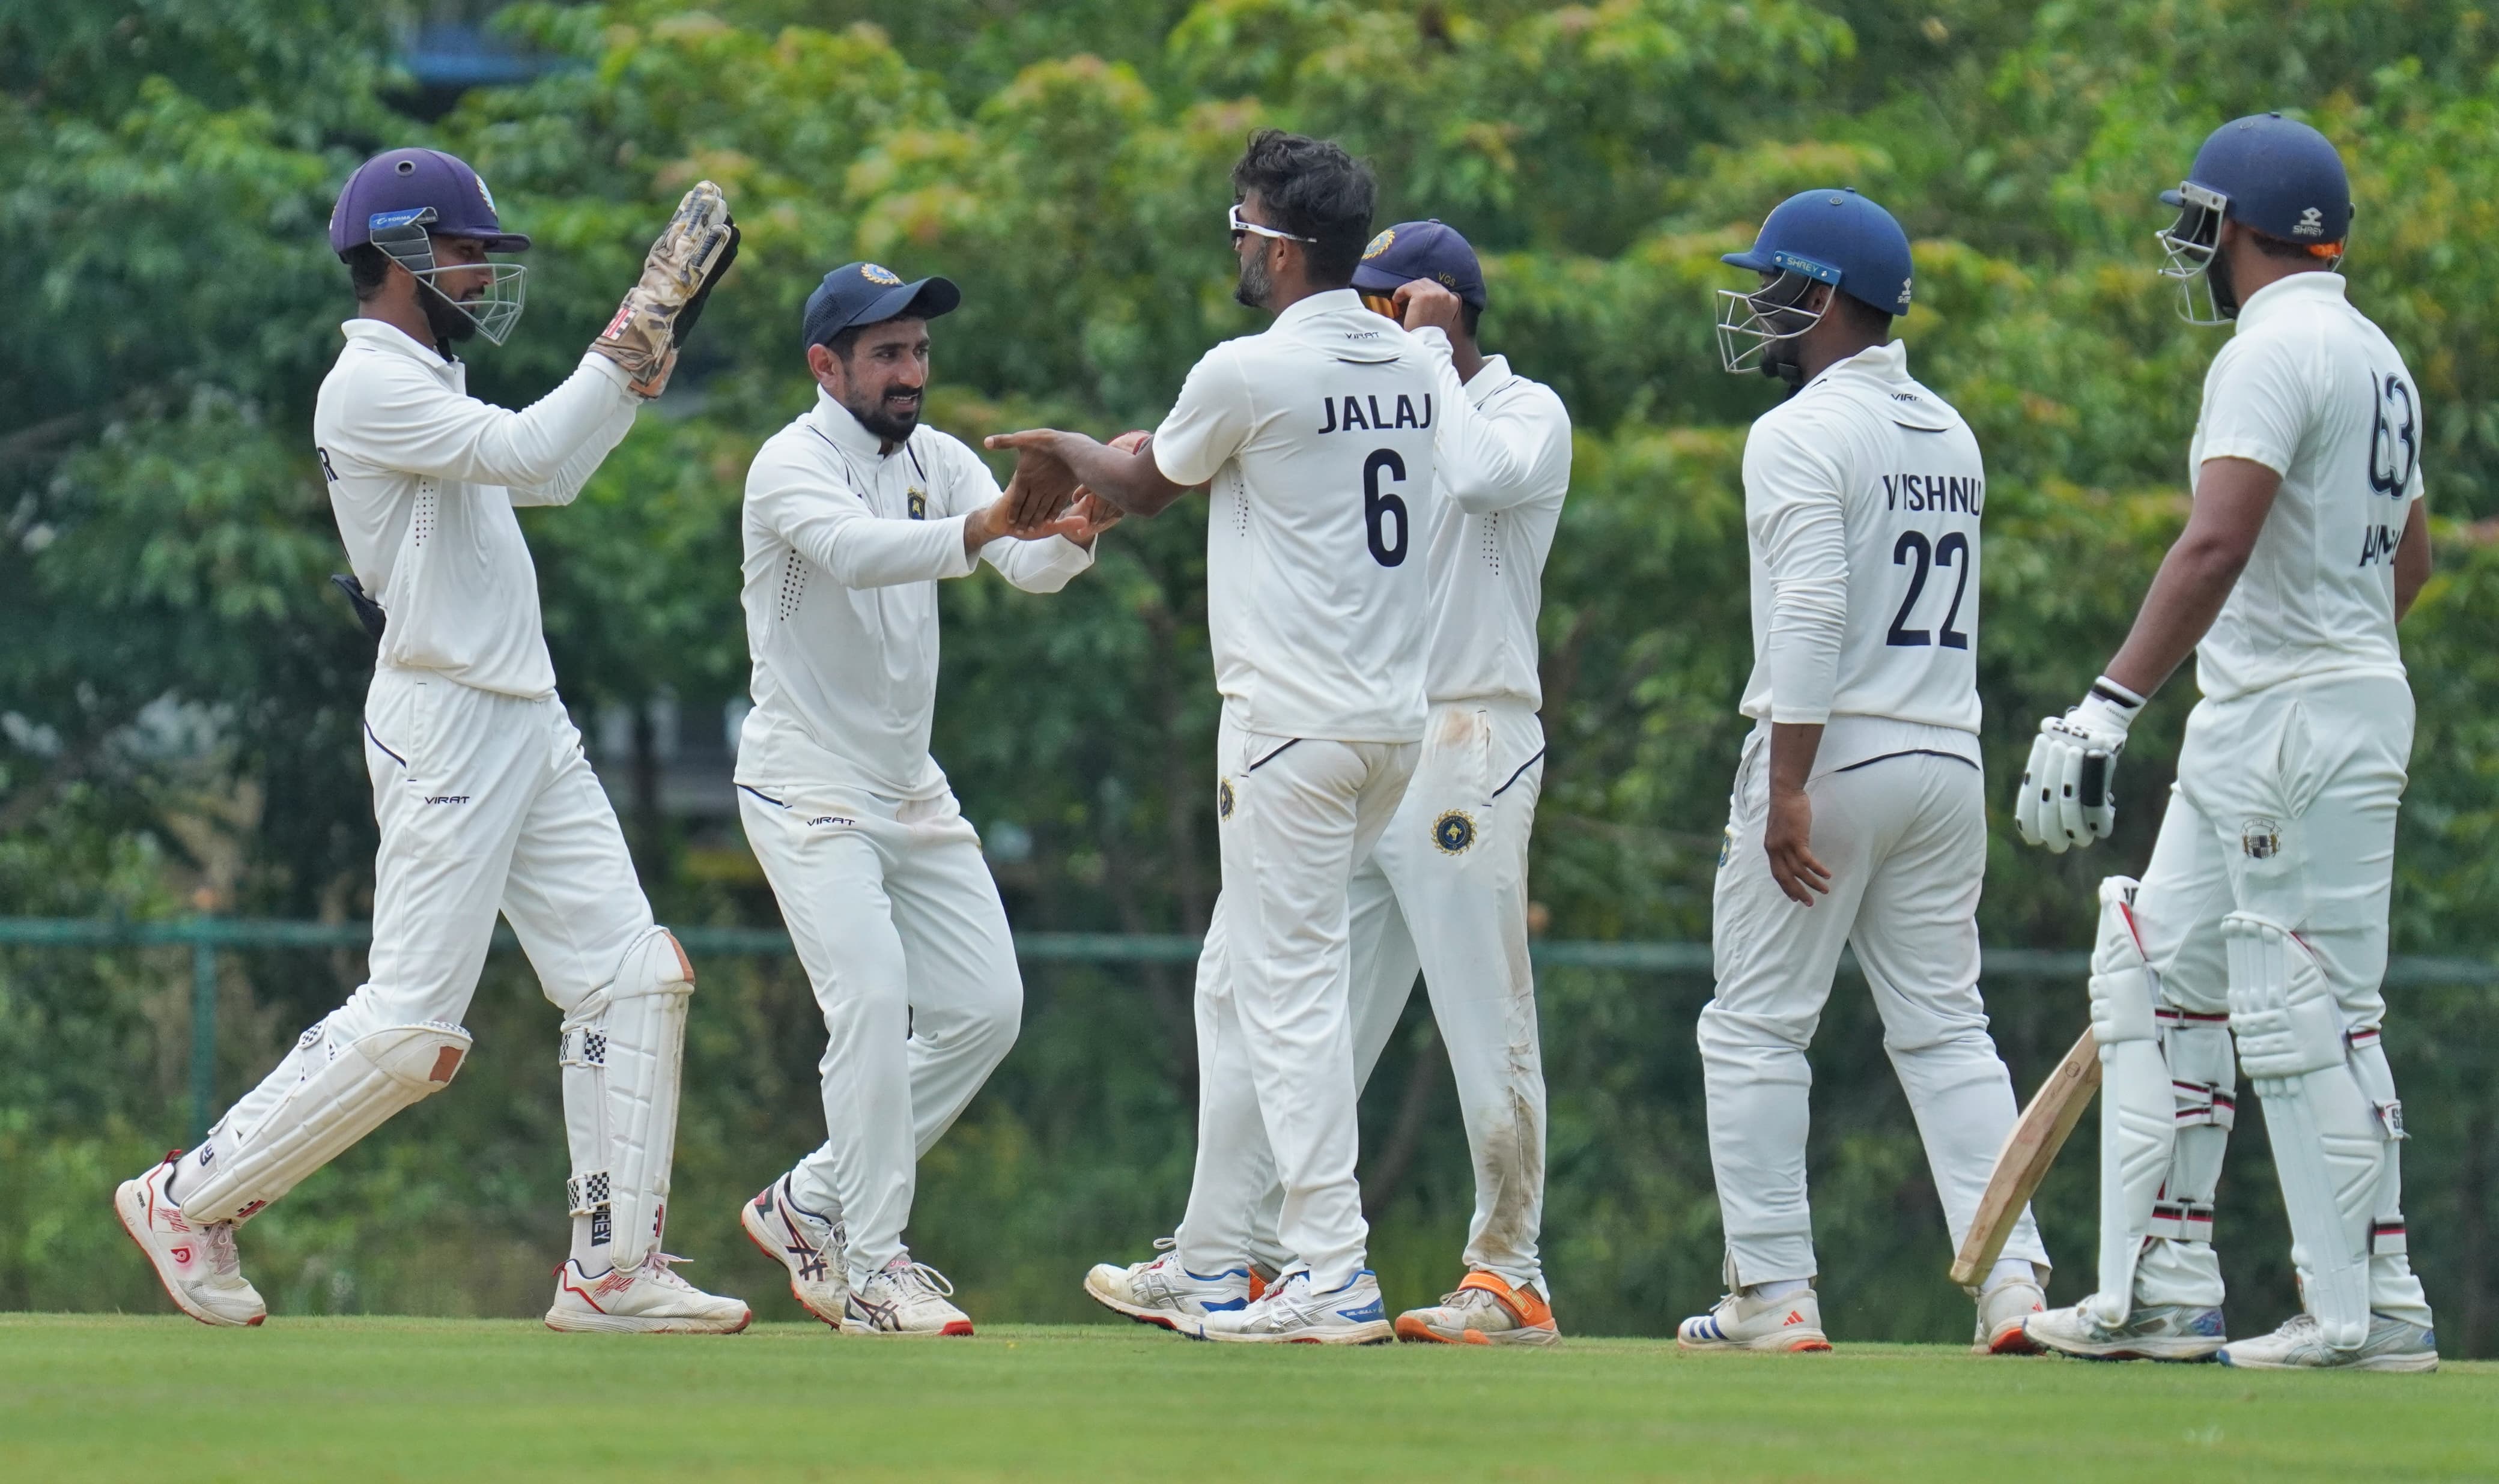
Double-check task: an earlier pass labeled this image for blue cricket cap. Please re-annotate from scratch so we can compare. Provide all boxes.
[802,262,962,352]
[1350,219,1486,307]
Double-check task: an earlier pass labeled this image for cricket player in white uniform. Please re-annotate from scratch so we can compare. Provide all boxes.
[993,130,1436,1343]
[1677,189,2052,1355]
[1072,221,1573,1346]
[733,265,1113,1337]
[114,148,748,1331]
[2020,115,2438,1372]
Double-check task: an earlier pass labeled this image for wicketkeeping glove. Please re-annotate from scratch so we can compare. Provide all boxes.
[2012,677,2147,853]
[590,181,741,399]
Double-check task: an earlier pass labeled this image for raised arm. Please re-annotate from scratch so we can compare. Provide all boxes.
[748,449,975,590]
[350,353,643,495]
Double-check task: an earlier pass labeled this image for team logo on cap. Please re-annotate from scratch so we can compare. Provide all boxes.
[1363,228,1396,259]
[861,263,903,285]
[1217,780,1236,820]
[1432,810,1477,855]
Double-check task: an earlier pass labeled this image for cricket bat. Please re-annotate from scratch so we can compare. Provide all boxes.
[1947,1027,2101,1288]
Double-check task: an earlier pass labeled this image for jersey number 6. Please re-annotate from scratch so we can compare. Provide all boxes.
[1363,449,1409,568]
[1887,530,1970,649]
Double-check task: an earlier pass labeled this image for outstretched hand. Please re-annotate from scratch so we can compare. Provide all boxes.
[986,429,1087,532]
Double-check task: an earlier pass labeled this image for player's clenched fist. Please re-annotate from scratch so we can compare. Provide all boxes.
[2012,677,2145,852]
[591,180,741,399]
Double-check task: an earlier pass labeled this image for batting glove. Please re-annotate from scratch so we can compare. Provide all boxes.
[2014,677,2146,853]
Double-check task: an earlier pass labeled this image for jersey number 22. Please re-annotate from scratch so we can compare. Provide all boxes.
[1887,530,1970,649]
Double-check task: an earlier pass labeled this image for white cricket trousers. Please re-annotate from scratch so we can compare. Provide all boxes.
[1178,702,1549,1292]
[738,781,1020,1288]
[201,667,658,1218]
[1174,706,1417,1289]
[1700,730,2046,1286]
[2125,673,2432,1326]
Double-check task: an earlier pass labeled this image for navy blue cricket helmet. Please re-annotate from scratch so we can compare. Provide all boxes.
[1716,187,1911,376]
[2157,113,2349,324]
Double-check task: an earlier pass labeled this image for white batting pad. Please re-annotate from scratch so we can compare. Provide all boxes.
[561,927,693,1272]
[2224,912,2381,1348]
[2083,877,2174,1325]
[179,1019,471,1223]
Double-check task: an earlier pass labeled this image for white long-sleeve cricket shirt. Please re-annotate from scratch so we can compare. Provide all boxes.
[1737,340,1985,776]
[735,390,1094,801]
[313,320,642,698]
[1409,329,1572,710]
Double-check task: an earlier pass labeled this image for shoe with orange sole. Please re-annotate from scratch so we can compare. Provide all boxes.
[1394,1270,1560,1346]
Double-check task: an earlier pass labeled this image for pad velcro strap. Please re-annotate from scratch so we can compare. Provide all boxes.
[2146,1200,2215,1243]
[2172,1080,2236,1130]
[1456,1269,1546,1326]
[2154,1007,2230,1026]
[2370,1217,2408,1256]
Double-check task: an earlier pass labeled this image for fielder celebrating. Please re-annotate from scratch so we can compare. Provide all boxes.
[993,131,1437,1343]
[1679,189,2051,1355]
[1078,221,1573,1346]
[733,265,1113,1337]
[114,148,747,1332]
[2019,115,2438,1372]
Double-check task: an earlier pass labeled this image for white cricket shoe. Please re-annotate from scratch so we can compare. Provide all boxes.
[1084,1237,1255,1334]
[114,1152,266,1327]
[843,1256,974,1337]
[1972,1270,2047,1355]
[740,1175,847,1327]
[2218,1312,2438,1372]
[546,1254,752,1334]
[1394,1270,1560,1346]
[1677,1286,1832,1352]
[1200,1268,1394,1345]
[2024,1298,2224,1361]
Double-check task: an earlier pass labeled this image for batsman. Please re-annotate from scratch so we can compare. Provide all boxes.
[2015,114,2437,1370]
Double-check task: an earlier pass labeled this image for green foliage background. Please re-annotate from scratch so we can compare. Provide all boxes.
[8,0,2499,1348]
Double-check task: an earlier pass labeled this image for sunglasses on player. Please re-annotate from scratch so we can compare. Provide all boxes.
[1229,202,1316,244]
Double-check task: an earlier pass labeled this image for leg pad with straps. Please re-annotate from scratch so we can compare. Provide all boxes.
[562,927,693,1272]
[181,1018,471,1223]
[2085,876,2176,1325]
[2224,911,2382,1350]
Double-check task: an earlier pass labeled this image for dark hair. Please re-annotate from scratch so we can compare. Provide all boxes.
[819,323,869,363]
[1231,129,1376,287]
[344,243,394,300]
[1462,300,1483,339]
[2247,228,2336,262]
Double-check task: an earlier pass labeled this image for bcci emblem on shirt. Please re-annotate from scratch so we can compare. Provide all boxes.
[1216,779,1236,821]
[1433,810,1476,855]
[907,486,926,520]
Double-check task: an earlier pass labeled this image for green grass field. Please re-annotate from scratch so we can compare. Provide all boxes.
[4,1315,2493,1482]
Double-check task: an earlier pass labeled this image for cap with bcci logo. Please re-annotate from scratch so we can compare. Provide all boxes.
[802,261,962,352]
[1350,219,1486,307]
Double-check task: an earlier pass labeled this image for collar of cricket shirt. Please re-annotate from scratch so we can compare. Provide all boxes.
[2231,268,2348,335]
[340,317,462,382]
[1466,352,1518,407]
[1805,337,1911,394]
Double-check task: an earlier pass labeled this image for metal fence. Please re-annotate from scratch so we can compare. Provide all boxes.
[8,915,2497,1144]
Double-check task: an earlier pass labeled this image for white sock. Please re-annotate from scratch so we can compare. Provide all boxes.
[1987,1258,2039,1290]
[1746,1277,1810,1301]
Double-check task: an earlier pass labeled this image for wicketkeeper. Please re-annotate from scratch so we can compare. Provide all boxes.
[115,147,747,1333]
